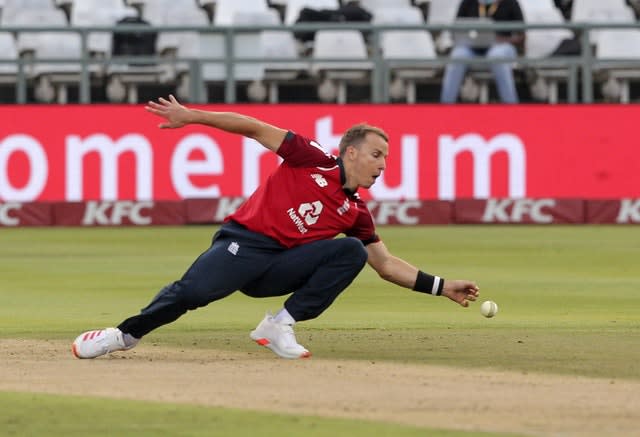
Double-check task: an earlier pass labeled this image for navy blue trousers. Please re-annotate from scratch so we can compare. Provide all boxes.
[118,221,368,338]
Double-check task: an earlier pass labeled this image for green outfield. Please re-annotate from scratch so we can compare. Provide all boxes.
[1,225,638,436]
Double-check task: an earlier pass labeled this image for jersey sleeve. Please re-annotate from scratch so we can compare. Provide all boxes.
[277,131,336,168]
[345,203,380,245]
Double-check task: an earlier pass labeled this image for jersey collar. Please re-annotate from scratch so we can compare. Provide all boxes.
[337,157,357,196]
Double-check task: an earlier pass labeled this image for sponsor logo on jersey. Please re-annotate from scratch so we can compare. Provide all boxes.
[311,173,328,187]
[287,201,324,233]
[337,198,350,216]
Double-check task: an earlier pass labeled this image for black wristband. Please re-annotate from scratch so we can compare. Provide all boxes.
[413,271,444,296]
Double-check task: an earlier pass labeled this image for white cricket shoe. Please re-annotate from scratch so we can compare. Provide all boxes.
[250,313,311,359]
[71,328,134,359]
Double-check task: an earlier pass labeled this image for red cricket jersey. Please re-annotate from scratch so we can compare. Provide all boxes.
[227,131,380,248]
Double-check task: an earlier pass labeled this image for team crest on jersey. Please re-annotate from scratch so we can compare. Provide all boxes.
[311,173,328,187]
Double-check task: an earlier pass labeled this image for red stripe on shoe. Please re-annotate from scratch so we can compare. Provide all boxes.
[71,343,80,358]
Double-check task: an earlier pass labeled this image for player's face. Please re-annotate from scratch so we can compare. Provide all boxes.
[350,133,388,189]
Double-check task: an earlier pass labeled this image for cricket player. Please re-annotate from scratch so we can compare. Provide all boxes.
[72,95,479,360]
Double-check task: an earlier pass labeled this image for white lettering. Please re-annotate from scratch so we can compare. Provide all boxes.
[337,198,350,216]
[0,202,21,225]
[482,199,554,223]
[81,201,153,225]
[368,200,420,225]
[616,199,640,223]
[370,135,418,199]
[172,134,223,198]
[482,199,510,222]
[82,201,110,225]
[66,134,152,201]
[0,135,48,201]
[438,133,526,200]
[214,197,245,222]
[242,137,282,197]
[287,207,308,234]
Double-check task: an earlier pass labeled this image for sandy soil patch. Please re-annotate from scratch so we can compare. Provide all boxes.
[1,339,638,436]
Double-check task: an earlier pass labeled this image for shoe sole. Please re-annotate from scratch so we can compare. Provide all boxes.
[71,342,81,359]
[252,337,311,359]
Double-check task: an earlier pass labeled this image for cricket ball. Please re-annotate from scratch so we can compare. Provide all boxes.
[480,300,499,318]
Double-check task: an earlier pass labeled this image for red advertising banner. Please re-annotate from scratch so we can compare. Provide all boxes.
[1,105,639,202]
[2,198,639,226]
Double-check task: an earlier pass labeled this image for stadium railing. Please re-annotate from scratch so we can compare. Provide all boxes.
[0,21,639,104]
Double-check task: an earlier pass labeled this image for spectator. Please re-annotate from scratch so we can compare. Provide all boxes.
[440,0,525,104]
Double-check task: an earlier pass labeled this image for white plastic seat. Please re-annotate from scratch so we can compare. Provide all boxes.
[0,32,18,83]
[213,0,268,26]
[88,0,161,103]
[1,0,60,25]
[427,0,462,53]
[12,8,68,55]
[521,0,573,59]
[262,12,310,102]
[311,29,371,103]
[201,11,275,84]
[594,29,640,103]
[360,0,411,13]
[374,7,437,103]
[70,0,138,57]
[30,32,86,103]
[520,0,575,103]
[199,9,280,101]
[10,8,85,103]
[155,3,209,83]
[571,0,636,43]
[142,0,208,26]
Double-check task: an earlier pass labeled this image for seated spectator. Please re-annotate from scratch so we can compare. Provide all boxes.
[440,0,525,104]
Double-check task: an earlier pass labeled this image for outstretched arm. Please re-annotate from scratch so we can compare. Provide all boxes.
[366,240,479,307]
[145,95,288,152]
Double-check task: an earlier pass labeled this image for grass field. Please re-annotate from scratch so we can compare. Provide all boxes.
[1,225,639,436]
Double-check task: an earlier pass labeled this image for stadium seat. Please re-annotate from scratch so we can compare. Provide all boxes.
[200,10,280,101]
[153,2,210,96]
[359,0,411,12]
[571,0,636,43]
[373,7,438,103]
[12,8,68,56]
[0,32,18,90]
[427,0,462,54]
[1,0,63,24]
[10,8,85,103]
[29,31,85,103]
[520,0,575,103]
[70,0,138,60]
[71,0,158,103]
[261,11,310,103]
[213,0,269,26]
[594,29,640,103]
[311,29,372,103]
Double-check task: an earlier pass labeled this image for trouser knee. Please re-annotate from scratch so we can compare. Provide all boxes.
[335,237,368,271]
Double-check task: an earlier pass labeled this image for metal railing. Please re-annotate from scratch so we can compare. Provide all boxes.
[0,21,639,104]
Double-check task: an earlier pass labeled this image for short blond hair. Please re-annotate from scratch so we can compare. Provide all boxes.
[338,123,388,157]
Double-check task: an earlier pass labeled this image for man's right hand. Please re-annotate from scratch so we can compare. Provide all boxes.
[145,95,192,129]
